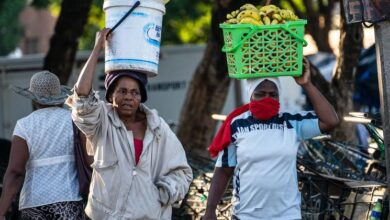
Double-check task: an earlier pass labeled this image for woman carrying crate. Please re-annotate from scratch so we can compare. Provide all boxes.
[203,58,339,220]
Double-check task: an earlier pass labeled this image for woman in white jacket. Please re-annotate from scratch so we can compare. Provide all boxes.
[67,28,193,220]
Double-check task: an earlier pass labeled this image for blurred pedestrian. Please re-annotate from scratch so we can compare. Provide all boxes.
[0,71,84,220]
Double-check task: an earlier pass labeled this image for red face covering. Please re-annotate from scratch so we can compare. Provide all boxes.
[249,97,280,120]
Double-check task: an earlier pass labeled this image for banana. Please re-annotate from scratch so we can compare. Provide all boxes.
[265,8,278,16]
[237,10,261,22]
[272,13,282,21]
[280,10,290,20]
[262,16,271,25]
[258,20,264,25]
[279,10,286,19]
[239,17,262,25]
[226,18,238,24]
[259,4,278,12]
[271,19,279,24]
[224,4,300,24]
[239,3,258,12]
[259,11,267,18]
[281,9,299,21]
[259,6,268,13]
[231,10,239,18]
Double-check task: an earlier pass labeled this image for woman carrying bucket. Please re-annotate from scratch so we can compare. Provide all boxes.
[66,28,192,219]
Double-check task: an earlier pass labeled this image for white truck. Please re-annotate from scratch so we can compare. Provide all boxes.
[0,44,304,142]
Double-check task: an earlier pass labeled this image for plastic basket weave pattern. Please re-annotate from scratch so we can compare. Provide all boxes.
[220,20,307,79]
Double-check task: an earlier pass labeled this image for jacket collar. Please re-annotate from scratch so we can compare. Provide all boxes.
[107,103,161,131]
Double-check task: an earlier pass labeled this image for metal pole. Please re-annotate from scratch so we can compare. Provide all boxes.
[0,66,6,138]
[375,20,390,208]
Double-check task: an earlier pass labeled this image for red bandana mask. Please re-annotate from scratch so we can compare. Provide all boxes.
[249,97,280,120]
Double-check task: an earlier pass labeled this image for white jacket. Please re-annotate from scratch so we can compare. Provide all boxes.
[68,91,193,220]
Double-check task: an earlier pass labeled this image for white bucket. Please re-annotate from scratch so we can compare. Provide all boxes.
[103,0,165,77]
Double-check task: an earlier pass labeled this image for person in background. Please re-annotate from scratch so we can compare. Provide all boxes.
[0,71,84,220]
[203,58,339,220]
[66,28,193,219]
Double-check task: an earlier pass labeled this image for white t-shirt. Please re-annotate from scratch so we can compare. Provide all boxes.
[13,107,81,209]
[216,110,321,220]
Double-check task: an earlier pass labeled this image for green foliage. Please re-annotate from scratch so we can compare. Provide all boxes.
[78,0,212,48]
[162,0,212,45]
[3,0,317,53]
[280,0,306,13]
[0,0,26,56]
[78,0,105,50]
[30,0,51,8]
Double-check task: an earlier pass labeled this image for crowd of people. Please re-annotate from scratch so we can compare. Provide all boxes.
[0,28,338,220]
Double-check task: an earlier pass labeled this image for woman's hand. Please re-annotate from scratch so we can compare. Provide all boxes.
[294,57,311,86]
[75,28,111,96]
[0,215,6,220]
[94,28,111,50]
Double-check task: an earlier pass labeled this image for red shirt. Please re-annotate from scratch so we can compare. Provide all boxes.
[133,138,143,165]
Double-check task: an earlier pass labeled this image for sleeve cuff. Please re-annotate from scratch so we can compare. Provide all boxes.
[66,87,100,115]
[157,186,171,205]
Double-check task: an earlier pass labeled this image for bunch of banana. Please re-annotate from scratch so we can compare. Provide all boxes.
[236,4,262,25]
[279,9,299,21]
[225,3,299,25]
[257,4,280,25]
[225,3,262,25]
[258,5,299,24]
[226,9,240,24]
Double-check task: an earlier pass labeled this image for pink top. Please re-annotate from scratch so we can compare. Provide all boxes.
[133,138,143,165]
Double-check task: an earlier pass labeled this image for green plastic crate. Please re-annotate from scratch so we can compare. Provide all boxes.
[220,20,307,79]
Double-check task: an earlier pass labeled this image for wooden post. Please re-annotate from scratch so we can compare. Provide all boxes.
[375,20,390,207]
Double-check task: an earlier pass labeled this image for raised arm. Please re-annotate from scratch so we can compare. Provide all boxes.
[294,57,339,132]
[75,28,110,96]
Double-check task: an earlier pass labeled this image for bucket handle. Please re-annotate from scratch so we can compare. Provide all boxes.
[222,23,308,53]
[106,1,141,39]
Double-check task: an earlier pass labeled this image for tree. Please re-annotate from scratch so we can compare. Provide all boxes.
[307,5,363,142]
[0,0,25,56]
[327,5,363,141]
[284,0,335,53]
[43,0,93,84]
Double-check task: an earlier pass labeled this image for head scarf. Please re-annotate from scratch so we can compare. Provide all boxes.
[104,71,148,103]
[244,77,281,102]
